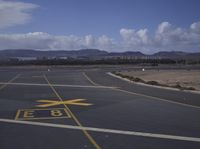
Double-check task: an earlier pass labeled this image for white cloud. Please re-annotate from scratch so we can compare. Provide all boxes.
[190,22,200,33]
[0,32,117,51]
[120,28,151,46]
[154,22,200,52]
[84,35,95,47]
[0,21,200,53]
[0,1,199,53]
[96,35,115,50]
[120,21,200,53]
[0,0,38,29]
[156,22,172,34]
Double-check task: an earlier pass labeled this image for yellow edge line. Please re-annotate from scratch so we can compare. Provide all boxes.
[18,108,68,111]
[17,116,70,120]
[43,74,101,149]
[15,109,21,120]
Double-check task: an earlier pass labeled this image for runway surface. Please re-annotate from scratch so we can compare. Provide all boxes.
[0,66,200,149]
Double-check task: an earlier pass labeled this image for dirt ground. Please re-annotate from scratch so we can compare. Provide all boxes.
[120,69,200,91]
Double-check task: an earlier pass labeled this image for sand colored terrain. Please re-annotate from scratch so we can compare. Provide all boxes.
[120,69,200,91]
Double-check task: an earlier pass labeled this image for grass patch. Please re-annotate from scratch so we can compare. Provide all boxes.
[146,81,159,85]
[172,84,196,90]
[132,77,145,83]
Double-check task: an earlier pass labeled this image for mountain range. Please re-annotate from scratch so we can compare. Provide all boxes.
[0,49,199,60]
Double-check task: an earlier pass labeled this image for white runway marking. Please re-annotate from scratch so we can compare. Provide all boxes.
[82,72,99,86]
[0,82,116,89]
[0,118,200,143]
[0,74,20,90]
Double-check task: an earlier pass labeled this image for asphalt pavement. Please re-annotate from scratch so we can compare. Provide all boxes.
[0,66,200,149]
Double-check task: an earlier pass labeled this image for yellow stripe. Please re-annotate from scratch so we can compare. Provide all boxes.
[37,99,87,103]
[43,75,101,149]
[15,109,21,120]
[16,108,70,111]
[17,116,70,120]
[36,100,59,103]
[0,74,20,90]
[36,99,92,107]
[65,102,92,106]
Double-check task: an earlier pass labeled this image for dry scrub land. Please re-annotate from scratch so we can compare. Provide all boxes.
[115,69,200,91]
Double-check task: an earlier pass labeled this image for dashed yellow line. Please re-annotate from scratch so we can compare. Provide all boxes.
[43,74,101,149]
[0,74,20,91]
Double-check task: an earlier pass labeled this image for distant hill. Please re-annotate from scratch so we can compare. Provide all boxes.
[0,49,199,60]
[108,51,145,57]
[152,51,188,58]
[151,51,200,59]
[0,49,108,59]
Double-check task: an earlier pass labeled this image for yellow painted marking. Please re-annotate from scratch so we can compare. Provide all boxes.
[16,108,71,111]
[43,74,101,149]
[15,109,21,120]
[0,74,20,90]
[15,108,71,120]
[23,110,34,118]
[36,99,93,107]
[17,116,70,121]
[51,110,63,117]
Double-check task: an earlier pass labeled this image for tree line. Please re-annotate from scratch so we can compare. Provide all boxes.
[0,58,200,66]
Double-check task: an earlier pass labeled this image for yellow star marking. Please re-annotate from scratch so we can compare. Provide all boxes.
[36,99,93,107]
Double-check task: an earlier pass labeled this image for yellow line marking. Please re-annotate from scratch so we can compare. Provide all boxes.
[15,109,21,120]
[0,74,20,90]
[1,118,200,143]
[16,108,71,111]
[15,108,71,120]
[36,99,93,107]
[17,116,70,120]
[82,72,99,86]
[43,74,101,149]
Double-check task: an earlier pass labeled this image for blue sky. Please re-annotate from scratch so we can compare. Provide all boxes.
[0,0,200,53]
